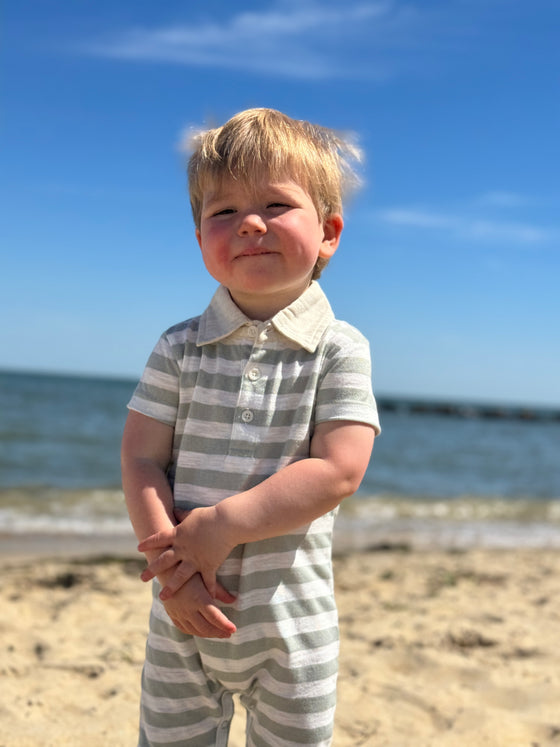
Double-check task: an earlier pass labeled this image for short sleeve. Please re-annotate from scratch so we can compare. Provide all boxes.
[315,324,381,435]
[127,332,181,426]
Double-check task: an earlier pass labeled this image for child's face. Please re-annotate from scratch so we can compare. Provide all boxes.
[195,176,342,320]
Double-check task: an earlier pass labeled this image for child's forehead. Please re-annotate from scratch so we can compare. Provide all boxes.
[202,172,311,202]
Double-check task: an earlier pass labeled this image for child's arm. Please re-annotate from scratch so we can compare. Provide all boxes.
[139,419,375,600]
[121,410,236,637]
[121,410,176,545]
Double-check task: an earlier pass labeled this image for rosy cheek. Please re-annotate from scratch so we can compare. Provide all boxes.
[202,234,231,265]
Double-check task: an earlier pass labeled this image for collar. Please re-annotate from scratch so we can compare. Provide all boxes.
[196,282,335,353]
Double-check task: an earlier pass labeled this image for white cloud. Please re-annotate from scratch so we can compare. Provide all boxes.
[376,208,455,230]
[468,219,547,243]
[79,1,443,80]
[477,191,528,208]
[376,206,552,244]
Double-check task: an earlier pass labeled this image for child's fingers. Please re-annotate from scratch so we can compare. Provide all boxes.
[161,574,237,638]
[200,604,237,637]
[168,611,233,638]
[158,561,198,600]
[140,548,176,582]
[137,528,175,552]
[213,581,237,605]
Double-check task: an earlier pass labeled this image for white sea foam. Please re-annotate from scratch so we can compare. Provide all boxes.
[2,487,560,549]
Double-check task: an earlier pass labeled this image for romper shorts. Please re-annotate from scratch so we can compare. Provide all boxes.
[138,582,339,746]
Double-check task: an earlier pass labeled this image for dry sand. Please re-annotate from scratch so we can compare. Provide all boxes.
[1,545,560,746]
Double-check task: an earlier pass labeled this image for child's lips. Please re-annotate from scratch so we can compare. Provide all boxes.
[237,247,276,257]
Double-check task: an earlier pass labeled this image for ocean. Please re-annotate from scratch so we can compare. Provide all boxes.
[1,369,559,551]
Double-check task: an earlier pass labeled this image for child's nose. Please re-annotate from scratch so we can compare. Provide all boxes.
[238,212,267,236]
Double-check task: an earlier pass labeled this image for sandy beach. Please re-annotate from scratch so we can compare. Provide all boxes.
[2,541,560,746]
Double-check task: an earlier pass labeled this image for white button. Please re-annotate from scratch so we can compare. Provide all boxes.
[247,367,261,381]
[247,325,258,337]
[241,409,254,423]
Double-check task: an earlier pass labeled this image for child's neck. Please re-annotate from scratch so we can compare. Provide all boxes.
[228,283,312,322]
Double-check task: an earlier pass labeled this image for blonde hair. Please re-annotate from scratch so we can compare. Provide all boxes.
[186,108,362,278]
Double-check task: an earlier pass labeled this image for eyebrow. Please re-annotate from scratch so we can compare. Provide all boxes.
[201,189,238,211]
[207,181,302,201]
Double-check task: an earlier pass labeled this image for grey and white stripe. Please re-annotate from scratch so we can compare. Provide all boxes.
[130,282,379,745]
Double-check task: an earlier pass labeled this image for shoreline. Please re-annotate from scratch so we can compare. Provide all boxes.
[2,545,560,746]
[3,512,560,563]
[0,531,139,559]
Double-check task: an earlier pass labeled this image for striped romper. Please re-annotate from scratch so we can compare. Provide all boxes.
[128,281,380,746]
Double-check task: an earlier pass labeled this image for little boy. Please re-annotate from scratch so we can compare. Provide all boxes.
[121,108,380,747]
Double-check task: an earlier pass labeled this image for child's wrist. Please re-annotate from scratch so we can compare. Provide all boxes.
[212,501,241,550]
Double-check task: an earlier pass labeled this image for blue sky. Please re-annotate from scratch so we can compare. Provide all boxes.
[2,0,559,406]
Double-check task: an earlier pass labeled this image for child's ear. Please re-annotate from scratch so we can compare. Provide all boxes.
[195,228,202,249]
[319,214,343,259]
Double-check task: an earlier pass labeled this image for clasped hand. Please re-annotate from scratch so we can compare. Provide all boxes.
[138,506,236,602]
